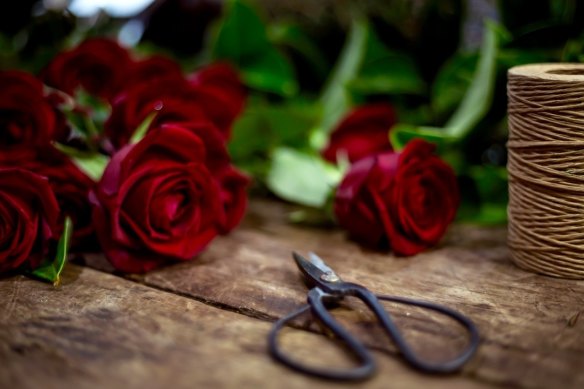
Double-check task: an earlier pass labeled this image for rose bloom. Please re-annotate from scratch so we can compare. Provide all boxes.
[105,62,245,149]
[37,149,96,250]
[41,37,132,101]
[215,166,249,234]
[188,62,246,132]
[0,70,66,148]
[91,124,248,273]
[0,147,96,250]
[334,139,459,256]
[322,103,396,164]
[158,122,249,233]
[122,54,184,90]
[105,76,208,149]
[0,168,59,273]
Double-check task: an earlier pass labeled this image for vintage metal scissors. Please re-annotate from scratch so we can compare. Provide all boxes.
[268,252,480,381]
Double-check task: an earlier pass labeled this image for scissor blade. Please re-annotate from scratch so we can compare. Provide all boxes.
[291,252,341,286]
[308,252,336,275]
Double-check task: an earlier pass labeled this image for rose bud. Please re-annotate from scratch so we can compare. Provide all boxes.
[0,70,65,148]
[0,168,59,273]
[322,103,396,164]
[334,139,459,255]
[41,37,132,101]
[91,125,238,273]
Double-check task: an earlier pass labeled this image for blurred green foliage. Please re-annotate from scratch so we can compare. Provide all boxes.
[212,0,297,96]
[2,0,583,224]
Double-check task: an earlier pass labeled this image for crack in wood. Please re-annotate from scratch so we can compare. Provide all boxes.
[137,279,278,323]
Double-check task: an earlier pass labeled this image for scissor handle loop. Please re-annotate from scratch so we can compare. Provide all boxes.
[269,286,480,380]
[352,286,480,373]
[268,288,376,381]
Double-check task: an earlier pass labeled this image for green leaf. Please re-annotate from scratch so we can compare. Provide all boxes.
[29,217,73,286]
[389,124,466,173]
[457,202,508,225]
[562,39,584,62]
[390,21,504,150]
[263,102,321,147]
[456,166,508,224]
[443,21,503,138]
[497,48,555,70]
[288,207,335,227]
[431,52,478,120]
[75,89,111,124]
[211,0,297,96]
[129,111,157,144]
[228,104,275,178]
[56,89,111,151]
[228,100,320,179]
[266,147,341,207]
[316,17,368,143]
[390,124,455,152]
[0,32,17,55]
[349,28,425,96]
[315,17,425,148]
[212,0,270,60]
[268,22,329,80]
[61,106,100,143]
[54,143,109,181]
[470,165,508,205]
[240,48,298,96]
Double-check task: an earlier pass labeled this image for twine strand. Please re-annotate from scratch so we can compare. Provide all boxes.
[507,64,584,279]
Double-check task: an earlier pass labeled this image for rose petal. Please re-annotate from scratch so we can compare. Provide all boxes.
[41,38,132,101]
[0,169,59,272]
[216,166,249,234]
[0,193,36,271]
[160,122,230,170]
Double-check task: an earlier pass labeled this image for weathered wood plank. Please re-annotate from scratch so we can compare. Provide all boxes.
[0,265,492,389]
[101,199,584,389]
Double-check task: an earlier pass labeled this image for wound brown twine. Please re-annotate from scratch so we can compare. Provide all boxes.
[507,63,584,279]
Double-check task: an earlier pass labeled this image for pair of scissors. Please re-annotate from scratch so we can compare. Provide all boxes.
[268,252,480,381]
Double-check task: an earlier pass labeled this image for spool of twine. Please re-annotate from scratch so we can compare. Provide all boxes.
[507,63,584,279]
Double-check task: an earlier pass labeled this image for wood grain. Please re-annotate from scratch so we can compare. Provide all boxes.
[0,265,491,389]
[117,199,584,389]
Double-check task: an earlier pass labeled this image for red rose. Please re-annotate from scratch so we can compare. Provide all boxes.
[188,62,246,135]
[105,63,245,149]
[334,139,459,255]
[105,77,210,149]
[0,168,59,273]
[30,148,95,248]
[0,147,96,250]
[123,54,184,90]
[216,166,249,233]
[157,122,249,233]
[0,70,64,148]
[90,125,246,273]
[322,103,396,164]
[41,38,132,101]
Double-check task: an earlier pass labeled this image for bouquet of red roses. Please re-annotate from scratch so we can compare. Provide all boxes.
[0,38,248,281]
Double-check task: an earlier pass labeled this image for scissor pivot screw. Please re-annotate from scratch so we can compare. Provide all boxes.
[320,271,340,283]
